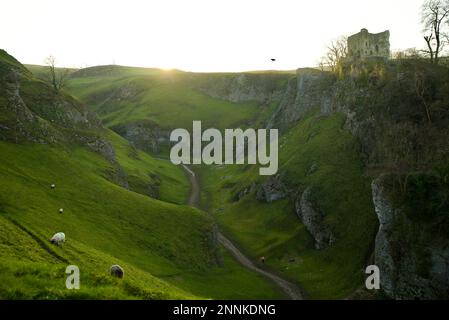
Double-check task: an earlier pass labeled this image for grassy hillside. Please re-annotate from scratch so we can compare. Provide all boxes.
[104,130,189,204]
[1,50,286,300]
[19,54,449,300]
[62,61,379,299]
[0,213,194,300]
[0,141,284,299]
[0,141,205,299]
[25,64,77,84]
[65,66,261,130]
[199,112,378,299]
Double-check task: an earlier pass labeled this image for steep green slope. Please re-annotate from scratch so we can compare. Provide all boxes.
[104,130,189,204]
[0,213,194,300]
[63,61,378,299]
[63,65,292,158]
[199,112,377,299]
[22,55,449,300]
[0,141,283,299]
[65,66,261,130]
[0,140,206,299]
[0,50,285,300]
[199,59,449,300]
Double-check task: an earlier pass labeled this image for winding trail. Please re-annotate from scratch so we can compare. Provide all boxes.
[182,165,303,300]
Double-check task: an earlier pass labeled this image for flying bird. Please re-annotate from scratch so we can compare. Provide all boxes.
[271,58,276,62]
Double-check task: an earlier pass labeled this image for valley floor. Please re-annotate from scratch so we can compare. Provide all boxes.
[182,165,304,300]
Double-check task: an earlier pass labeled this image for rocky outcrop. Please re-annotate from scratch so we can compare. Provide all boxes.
[111,120,170,153]
[256,175,287,203]
[84,138,129,189]
[190,73,289,104]
[0,50,129,190]
[295,187,335,250]
[1,69,50,143]
[232,182,258,202]
[372,175,449,299]
[371,177,397,296]
[268,69,335,132]
[1,52,101,144]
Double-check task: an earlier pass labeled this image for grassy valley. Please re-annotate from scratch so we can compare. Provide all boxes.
[62,61,379,298]
[3,40,449,300]
[198,112,377,299]
[0,49,286,300]
[65,66,262,130]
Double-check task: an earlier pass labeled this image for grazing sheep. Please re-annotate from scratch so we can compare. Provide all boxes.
[110,265,124,279]
[50,232,65,246]
[51,184,56,189]
[59,208,64,214]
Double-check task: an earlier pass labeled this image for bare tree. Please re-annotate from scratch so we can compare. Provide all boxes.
[44,55,70,93]
[414,71,433,123]
[422,0,449,64]
[392,48,423,60]
[319,36,348,72]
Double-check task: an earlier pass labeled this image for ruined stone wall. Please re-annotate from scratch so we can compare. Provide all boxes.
[348,28,390,60]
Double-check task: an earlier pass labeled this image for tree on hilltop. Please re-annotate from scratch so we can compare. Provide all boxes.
[421,0,449,64]
[319,36,348,72]
[44,55,70,93]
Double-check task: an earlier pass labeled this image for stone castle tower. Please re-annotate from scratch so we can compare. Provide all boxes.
[347,28,390,60]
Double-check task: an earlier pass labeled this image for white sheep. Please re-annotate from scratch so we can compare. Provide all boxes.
[110,265,124,278]
[59,208,64,214]
[50,232,65,246]
[51,184,56,189]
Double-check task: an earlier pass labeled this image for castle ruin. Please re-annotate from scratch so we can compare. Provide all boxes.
[347,28,390,60]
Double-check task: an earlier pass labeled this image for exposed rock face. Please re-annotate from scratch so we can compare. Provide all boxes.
[295,187,335,250]
[1,54,100,144]
[86,138,116,162]
[268,69,335,131]
[0,50,129,190]
[372,176,449,299]
[84,138,129,189]
[256,175,287,203]
[190,73,288,104]
[371,177,397,296]
[233,182,257,202]
[1,69,48,143]
[111,121,171,153]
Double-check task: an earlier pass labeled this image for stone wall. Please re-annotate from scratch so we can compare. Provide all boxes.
[348,28,390,60]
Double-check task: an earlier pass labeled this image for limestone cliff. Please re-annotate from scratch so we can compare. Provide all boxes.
[295,187,335,250]
[188,72,290,104]
[268,69,335,131]
[0,49,129,189]
[111,120,171,154]
[372,175,449,299]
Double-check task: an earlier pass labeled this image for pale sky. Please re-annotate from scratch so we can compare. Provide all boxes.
[1,0,425,72]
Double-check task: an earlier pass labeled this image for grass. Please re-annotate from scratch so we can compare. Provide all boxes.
[0,140,285,299]
[161,247,287,300]
[104,130,189,204]
[65,67,261,130]
[0,50,286,300]
[198,112,378,299]
[19,58,449,300]
[0,212,194,300]
[14,58,380,299]
[13,57,378,299]
[0,141,210,276]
